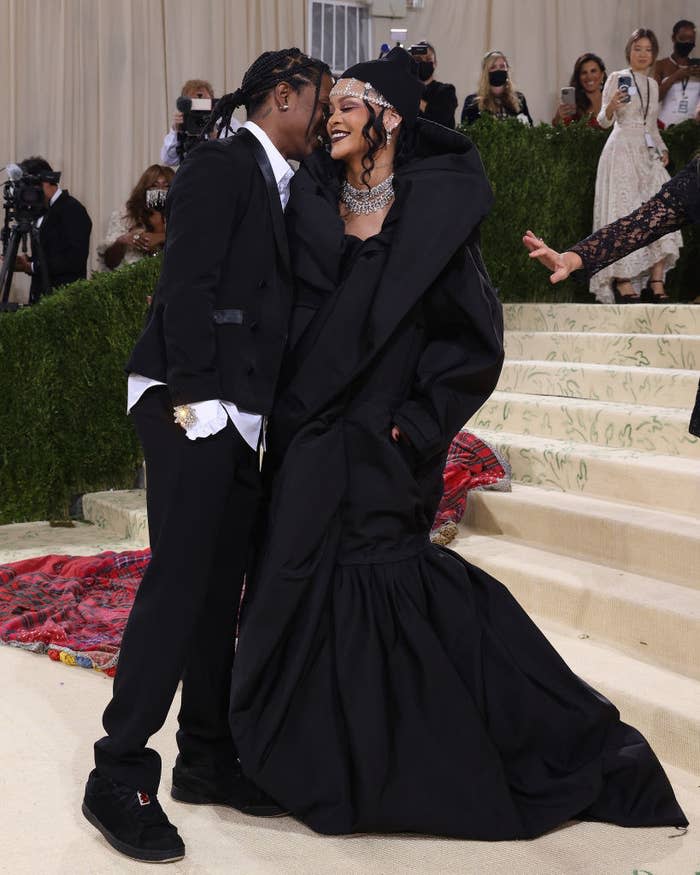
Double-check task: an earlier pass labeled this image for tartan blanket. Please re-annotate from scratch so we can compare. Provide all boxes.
[0,432,509,674]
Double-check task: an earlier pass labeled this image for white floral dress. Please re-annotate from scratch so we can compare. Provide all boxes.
[591,69,682,302]
[97,210,149,270]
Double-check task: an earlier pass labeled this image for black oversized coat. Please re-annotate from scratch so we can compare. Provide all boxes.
[228,123,686,839]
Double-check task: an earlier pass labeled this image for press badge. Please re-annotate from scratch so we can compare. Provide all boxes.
[677,96,689,115]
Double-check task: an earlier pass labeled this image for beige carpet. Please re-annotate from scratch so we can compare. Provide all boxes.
[0,643,697,875]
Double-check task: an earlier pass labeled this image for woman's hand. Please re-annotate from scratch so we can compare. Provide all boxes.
[660,150,669,167]
[523,230,582,284]
[605,88,627,119]
[557,102,576,121]
[134,231,165,253]
[391,425,401,442]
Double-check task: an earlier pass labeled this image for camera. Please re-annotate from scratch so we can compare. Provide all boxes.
[2,163,58,223]
[408,44,428,56]
[175,96,215,160]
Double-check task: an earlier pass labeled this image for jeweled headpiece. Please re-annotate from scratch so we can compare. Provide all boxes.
[341,47,423,126]
[329,78,396,112]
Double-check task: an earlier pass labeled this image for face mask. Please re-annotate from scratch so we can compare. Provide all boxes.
[674,41,695,57]
[417,61,435,82]
[489,69,508,87]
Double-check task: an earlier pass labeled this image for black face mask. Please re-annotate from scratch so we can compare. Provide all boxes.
[417,60,435,82]
[674,41,695,57]
[489,69,508,87]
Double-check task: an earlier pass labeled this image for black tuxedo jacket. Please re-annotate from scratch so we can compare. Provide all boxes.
[31,190,92,297]
[127,129,294,414]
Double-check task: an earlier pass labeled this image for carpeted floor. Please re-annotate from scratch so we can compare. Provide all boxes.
[1,643,697,875]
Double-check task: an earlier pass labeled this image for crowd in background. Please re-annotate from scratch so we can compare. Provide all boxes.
[6,16,699,304]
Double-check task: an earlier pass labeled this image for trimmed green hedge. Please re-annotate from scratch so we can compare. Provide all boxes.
[463,116,699,301]
[1,120,697,522]
[0,258,161,523]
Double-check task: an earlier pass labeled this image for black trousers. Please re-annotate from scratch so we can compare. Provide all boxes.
[94,387,261,792]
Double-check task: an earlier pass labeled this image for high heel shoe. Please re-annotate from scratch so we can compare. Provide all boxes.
[612,278,640,304]
[642,279,670,303]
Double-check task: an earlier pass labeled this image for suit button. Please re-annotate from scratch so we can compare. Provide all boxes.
[257,279,267,288]
[250,321,258,332]
[247,365,256,375]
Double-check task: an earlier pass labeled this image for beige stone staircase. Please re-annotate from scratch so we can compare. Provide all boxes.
[458,303,700,775]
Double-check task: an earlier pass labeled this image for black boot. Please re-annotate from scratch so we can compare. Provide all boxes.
[171,756,288,817]
[82,769,185,863]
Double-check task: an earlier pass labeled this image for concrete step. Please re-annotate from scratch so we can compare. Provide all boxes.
[463,484,700,589]
[471,428,700,516]
[470,391,700,457]
[82,489,149,545]
[496,359,698,410]
[504,330,700,370]
[503,302,700,336]
[0,519,145,564]
[539,619,700,776]
[453,533,700,681]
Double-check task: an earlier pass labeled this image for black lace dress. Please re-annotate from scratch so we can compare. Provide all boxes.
[570,158,700,436]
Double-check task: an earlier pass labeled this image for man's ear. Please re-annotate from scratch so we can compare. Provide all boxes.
[274,81,291,110]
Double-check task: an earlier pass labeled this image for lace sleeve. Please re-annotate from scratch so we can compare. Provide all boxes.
[569,178,690,277]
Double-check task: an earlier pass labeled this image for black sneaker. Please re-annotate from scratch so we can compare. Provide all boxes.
[171,760,288,817]
[82,769,185,863]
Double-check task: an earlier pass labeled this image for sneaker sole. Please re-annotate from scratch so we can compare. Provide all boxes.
[170,784,289,818]
[82,800,185,863]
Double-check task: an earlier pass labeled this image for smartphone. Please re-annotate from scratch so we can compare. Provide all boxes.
[617,74,632,102]
[408,44,428,55]
[560,86,576,107]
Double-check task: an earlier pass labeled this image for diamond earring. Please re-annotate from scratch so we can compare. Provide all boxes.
[385,127,393,144]
[280,103,289,111]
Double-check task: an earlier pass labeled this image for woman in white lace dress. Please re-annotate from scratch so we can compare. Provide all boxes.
[591,28,682,303]
[98,164,174,270]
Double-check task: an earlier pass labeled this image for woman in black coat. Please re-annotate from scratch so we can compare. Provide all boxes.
[229,49,686,840]
[524,156,700,434]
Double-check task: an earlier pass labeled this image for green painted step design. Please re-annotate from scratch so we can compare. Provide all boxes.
[504,330,700,370]
[470,391,700,457]
[470,428,700,515]
[497,360,698,409]
[503,302,700,336]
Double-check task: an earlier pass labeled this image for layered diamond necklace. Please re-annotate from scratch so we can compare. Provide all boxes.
[340,174,395,215]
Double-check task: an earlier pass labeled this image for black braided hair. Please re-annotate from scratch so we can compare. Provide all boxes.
[203,48,331,139]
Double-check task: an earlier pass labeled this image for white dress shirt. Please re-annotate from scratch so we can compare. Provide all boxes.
[128,119,295,449]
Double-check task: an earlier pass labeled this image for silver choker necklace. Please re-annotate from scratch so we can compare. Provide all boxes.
[341,174,395,214]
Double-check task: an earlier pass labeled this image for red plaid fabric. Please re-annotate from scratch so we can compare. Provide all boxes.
[431,430,510,534]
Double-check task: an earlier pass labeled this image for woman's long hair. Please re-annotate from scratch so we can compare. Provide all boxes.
[570,53,607,115]
[477,51,521,116]
[125,164,174,230]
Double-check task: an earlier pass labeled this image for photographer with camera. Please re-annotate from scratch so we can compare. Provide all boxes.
[2,156,91,303]
[160,79,240,166]
[654,19,700,128]
[408,41,458,128]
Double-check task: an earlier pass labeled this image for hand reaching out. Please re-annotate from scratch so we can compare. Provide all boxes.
[522,230,583,284]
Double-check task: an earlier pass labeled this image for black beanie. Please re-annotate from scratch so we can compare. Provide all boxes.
[341,47,423,126]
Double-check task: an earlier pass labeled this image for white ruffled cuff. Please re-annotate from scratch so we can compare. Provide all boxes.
[182,400,228,441]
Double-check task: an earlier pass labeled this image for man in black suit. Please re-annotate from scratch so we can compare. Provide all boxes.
[14,156,91,301]
[82,50,332,864]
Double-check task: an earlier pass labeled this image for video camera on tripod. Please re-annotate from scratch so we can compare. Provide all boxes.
[0,162,59,310]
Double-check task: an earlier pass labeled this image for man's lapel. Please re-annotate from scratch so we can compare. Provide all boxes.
[236,128,291,274]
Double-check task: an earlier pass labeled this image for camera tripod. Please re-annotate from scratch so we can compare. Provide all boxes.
[0,215,50,310]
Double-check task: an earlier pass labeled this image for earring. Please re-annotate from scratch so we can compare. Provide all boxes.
[280,103,289,111]
[385,127,393,144]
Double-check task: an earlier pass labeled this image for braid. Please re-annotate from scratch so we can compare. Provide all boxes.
[203,48,330,138]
